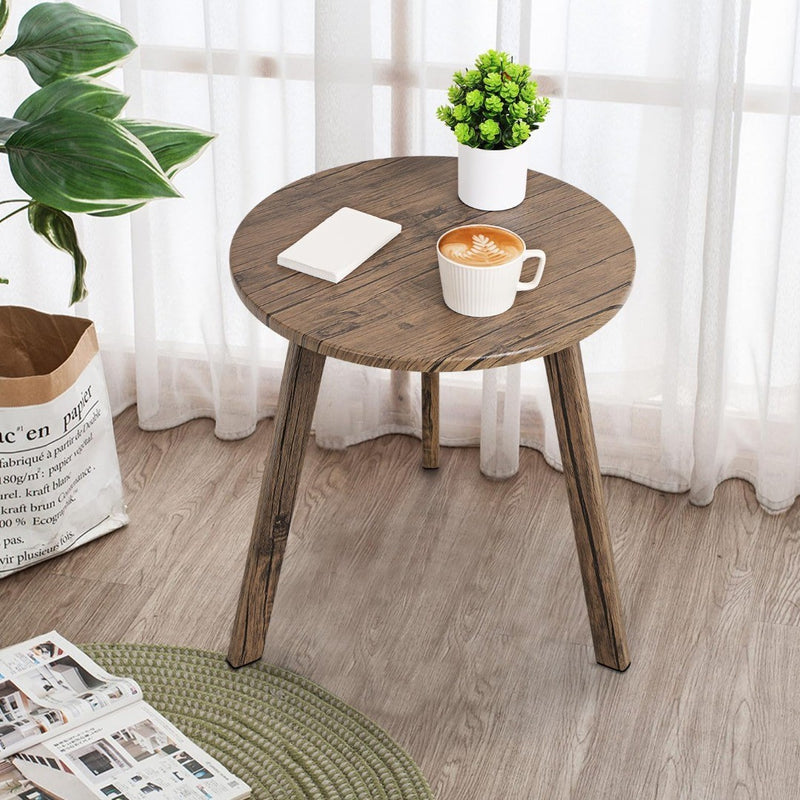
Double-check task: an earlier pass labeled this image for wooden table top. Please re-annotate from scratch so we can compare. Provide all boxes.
[230,156,635,372]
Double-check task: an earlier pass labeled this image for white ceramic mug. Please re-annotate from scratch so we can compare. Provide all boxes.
[436,224,546,317]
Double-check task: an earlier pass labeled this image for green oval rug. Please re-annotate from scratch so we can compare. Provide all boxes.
[83,643,434,800]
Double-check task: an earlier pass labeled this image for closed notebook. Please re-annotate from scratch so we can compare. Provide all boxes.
[277,207,402,283]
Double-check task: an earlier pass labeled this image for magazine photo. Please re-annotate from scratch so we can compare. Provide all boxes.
[0,634,249,800]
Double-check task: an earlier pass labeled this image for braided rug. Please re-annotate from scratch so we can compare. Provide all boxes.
[83,643,434,800]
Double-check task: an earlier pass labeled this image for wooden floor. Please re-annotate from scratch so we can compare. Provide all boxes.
[2,406,799,799]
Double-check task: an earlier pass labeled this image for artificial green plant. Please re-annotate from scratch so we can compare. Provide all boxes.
[0,0,215,303]
[437,49,550,150]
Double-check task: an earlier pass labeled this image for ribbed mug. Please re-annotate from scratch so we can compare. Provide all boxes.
[436,224,546,317]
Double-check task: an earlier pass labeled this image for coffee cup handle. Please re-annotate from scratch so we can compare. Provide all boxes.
[517,250,546,291]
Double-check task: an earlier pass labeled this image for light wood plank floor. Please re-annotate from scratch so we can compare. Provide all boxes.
[2,406,799,799]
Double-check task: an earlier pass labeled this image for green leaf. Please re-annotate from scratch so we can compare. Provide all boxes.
[465,89,484,110]
[6,110,180,214]
[6,2,136,86]
[0,0,9,39]
[478,118,501,145]
[532,96,550,124]
[15,77,129,122]
[120,120,215,177]
[499,81,520,102]
[89,201,144,218]
[484,94,503,115]
[454,122,477,147]
[0,116,27,144]
[436,104,455,128]
[509,100,529,120]
[27,202,87,304]
[520,82,537,104]
[447,85,464,104]
[88,120,215,216]
[483,72,502,93]
[452,104,470,123]
[463,69,482,89]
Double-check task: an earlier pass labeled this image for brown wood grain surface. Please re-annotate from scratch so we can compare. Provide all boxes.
[4,412,798,798]
[230,157,635,373]
[545,344,630,670]
[227,343,326,667]
[421,372,440,469]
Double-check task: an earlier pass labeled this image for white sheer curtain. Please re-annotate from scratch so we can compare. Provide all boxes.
[1,0,798,512]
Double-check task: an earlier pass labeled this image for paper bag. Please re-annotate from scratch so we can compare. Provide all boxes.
[0,306,128,577]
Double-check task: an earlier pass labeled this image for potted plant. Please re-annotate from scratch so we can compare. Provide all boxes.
[437,49,550,211]
[0,1,215,574]
[0,0,214,303]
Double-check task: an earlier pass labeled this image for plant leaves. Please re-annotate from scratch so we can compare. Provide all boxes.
[0,0,9,39]
[6,2,136,86]
[27,202,87,304]
[0,116,27,144]
[121,120,215,177]
[6,110,180,214]
[15,77,129,122]
[89,121,215,216]
[89,202,145,218]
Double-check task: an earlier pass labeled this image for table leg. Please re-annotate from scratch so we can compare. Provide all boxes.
[227,343,326,668]
[544,343,630,671]
[421,372,440,469]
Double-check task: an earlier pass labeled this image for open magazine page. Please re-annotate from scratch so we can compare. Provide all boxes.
[1,702,249,800]
[0,756,56,800]
[0,632,141,757]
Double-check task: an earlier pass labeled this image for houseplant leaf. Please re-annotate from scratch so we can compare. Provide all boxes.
[15,77,129,122]
[0,0,9,38]
[6,109,180,213]
[90,121,215,217]
[88,202,144,218]
[120,120,215,176]
[5,2,136,86]
[27,202,87,304]
[0,116,27,144]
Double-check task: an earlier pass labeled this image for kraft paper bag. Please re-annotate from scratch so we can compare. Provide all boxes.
[0,306,128,577]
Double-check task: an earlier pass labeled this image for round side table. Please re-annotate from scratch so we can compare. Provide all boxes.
[227,156,635,672]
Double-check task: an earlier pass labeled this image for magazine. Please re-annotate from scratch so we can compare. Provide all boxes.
[0,632,250,800]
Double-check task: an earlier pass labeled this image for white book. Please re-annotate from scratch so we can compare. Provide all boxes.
[277,207,402,283]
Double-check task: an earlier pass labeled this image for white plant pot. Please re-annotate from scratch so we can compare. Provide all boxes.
[457,139,531,211]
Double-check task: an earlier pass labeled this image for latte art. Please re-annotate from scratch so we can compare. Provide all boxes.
[444,234,509,265]
[438,225,524,267]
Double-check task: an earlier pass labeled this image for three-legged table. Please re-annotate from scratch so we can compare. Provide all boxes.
[226,157,635,672]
